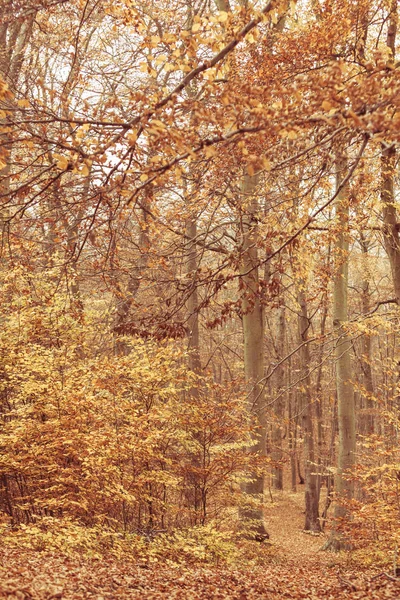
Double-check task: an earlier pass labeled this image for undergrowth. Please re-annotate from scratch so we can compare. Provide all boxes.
[0,517,275,567]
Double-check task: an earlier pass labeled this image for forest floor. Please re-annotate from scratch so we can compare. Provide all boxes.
[1,491,399,599]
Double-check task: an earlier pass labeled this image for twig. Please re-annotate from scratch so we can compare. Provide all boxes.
[338,576,360,591]
[383,572,400,582]
[371,571,400,582]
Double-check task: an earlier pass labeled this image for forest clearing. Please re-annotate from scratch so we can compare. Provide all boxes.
[1,0,400,597]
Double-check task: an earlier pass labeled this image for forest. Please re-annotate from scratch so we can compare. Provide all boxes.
[1,0,400,598]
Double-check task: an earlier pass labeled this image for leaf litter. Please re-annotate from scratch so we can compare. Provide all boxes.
[1,492,399,599]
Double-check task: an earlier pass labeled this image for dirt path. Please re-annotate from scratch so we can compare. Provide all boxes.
[265,491,328,560]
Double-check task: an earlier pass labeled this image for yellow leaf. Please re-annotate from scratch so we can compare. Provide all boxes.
[192,22,201,32]
[204,146,216,158]
[217,11,228,23]
[17,99,30,108]
[139,63,148,72]
[321,100,332,111]
[163,33,176,43]
[140,173,149,182]
[54,154,69,170]
[287,130,298,140]
[127,130,138,145]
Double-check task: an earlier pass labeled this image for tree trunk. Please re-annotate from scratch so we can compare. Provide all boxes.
[297,287,321,532]
[381,1,399,304]
[214,0,231,10]
[382,146,400,304]
[288,370,297,493]
[326,154,356,551]
[239,173,268,540]
[271,307,285,490]
[0,7,35,230]
[315,286,329,451]
[359,234,375,434]
[185,207,201,375]
[315,286,329,499]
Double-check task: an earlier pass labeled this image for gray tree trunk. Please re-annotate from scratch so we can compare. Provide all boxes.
[326,154,356,551]
[239,173,268,540]
[185,215,201,374]
[297,287,321,532]
[271,307,285,490]
[359,234,375,434]
[381,1,399,304]
[0,7,35,224]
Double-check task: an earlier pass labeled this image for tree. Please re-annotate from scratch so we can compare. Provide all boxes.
[238,173,269,540]
[381,1,399,304]
[326,152,356,550]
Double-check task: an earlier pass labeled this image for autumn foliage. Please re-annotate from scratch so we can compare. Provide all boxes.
[1,2,400,598]
[0,262,259,536]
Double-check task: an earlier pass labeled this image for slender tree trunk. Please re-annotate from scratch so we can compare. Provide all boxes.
[382,144,400,304]
[239,173,268,540]
[379,0,399,451]
[287,364,297,492]
[185,215,202,374]
[271,307,285,490]
[297,287,321,532]
[184,208,204,519]
[0,8,35,233]
[326,154,356,551]
[359,234,375,434]
[315,287,329,500]
[315,288,329,451]
[381,1,399,305]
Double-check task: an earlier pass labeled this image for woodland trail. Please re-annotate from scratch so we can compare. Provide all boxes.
[265,490,328,560]
[1,494,399,599]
